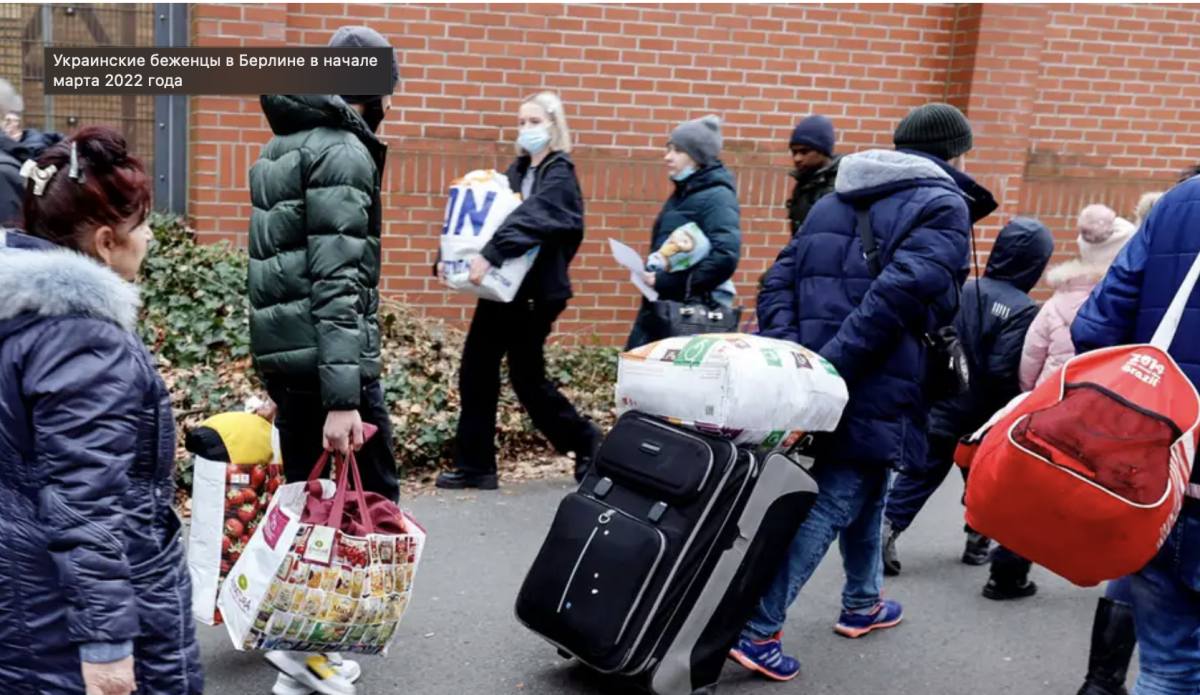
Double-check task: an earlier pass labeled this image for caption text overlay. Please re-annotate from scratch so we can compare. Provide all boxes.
[44,47,394,96]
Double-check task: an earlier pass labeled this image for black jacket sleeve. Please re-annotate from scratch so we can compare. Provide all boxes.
[480,159,583,266]
[0,157,23,228]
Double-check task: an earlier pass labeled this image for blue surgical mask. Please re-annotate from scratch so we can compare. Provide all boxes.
[518,125,551,155]
[671,166,696,182]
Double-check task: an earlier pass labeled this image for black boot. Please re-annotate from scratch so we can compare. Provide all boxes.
[882,519,902,577]
[962,529,992,566]
[982,546,1037,600]
[1076,597,1136,695]
[435,469,499,490]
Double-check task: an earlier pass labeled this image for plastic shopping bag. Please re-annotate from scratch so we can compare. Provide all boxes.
[218,449,426,655]
[185,411,283,625]
[616,333,849,447]
[439,169,535,303]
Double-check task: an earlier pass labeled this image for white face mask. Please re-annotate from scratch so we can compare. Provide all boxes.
[671,166,696,182]
[518,125,551,155]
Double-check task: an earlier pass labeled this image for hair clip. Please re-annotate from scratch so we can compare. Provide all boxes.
[69,141,86,184]
[19,160,57,196]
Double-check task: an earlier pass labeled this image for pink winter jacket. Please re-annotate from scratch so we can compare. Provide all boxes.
[1018,260,1107,391]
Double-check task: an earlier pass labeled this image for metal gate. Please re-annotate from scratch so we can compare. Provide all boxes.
[2,4,156,160]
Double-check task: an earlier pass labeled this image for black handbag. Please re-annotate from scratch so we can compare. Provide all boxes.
[853,207,970,400]
[649,272,743,339]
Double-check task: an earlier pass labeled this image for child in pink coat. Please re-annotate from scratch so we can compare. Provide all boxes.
[1018,204,1137,391]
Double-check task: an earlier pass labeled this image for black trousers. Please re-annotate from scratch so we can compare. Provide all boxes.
[266,378,401,503]
[454,297,591,475]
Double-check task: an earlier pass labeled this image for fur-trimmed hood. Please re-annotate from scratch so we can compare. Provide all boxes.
[1045,258,1110,291]
[0,230,140,332]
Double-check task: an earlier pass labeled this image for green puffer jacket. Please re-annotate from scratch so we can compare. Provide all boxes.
[247,95,387,410]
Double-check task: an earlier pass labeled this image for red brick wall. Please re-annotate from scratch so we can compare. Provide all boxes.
[187,3,1200,341]
[1023,4,1200,258]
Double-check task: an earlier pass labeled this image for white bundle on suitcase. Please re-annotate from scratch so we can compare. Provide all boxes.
[439,169,536,303]
[616,333,849,447]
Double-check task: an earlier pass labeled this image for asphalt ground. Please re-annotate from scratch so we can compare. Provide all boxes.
[197,475,1120,695]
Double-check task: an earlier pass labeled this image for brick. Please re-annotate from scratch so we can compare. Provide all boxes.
[187,2,1200,342]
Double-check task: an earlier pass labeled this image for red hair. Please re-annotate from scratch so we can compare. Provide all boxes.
[21,126,151,254]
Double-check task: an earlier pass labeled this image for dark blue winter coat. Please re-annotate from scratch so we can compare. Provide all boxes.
[625,162,742,349]
[756,150,972,470]
[0,232,203,694]
[927,218,1054,444]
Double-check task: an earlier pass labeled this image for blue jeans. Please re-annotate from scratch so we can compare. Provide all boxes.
[1106,574,1134,604]
[1129,507,1200,695]
[745,460,889,640]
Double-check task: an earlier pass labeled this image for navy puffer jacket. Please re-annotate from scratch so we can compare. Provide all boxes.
[756,150,971,471]
[0,232,203,694]
[927,218,1054,444]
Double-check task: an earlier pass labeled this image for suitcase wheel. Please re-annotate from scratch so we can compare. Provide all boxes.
[556,648,574,661]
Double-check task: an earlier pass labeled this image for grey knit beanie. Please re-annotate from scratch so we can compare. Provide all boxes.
[328,26,399,103]
[894,103,974,162]
[669,115,723,168]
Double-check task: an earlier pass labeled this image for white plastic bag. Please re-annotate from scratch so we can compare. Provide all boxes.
[439,169,534,303]
[185,410,281,626]
[616,333,849,447]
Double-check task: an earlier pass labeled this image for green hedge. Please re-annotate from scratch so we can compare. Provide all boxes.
[139,215,618,489]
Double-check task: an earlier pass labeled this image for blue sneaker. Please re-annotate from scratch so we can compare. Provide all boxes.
[728,631,801,682]
[835,599,904,638]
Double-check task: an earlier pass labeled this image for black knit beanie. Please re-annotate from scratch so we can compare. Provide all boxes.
[893,103,973,162]
[328,26,400,104]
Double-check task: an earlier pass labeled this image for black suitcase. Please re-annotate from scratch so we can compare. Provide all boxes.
[515,411,819,695]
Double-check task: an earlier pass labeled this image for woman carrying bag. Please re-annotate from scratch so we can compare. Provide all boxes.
[625,115,743,350]
[435,91,603,491]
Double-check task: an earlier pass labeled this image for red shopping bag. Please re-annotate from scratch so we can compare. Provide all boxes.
[959,252,1200,587]
[301,446,404,537]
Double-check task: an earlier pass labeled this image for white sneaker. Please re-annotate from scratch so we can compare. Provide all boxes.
[266,651,360,695]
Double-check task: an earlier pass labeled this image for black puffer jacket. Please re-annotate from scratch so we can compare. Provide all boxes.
[0,128,66,163]
[927,217,1054,445]
[480,152,584,302]
[248,95,387,411]
[0,232,202,694]
[0,149,20,228]
[0,129,67,226]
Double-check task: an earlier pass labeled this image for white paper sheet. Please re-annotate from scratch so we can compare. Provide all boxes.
[609,238,659,301]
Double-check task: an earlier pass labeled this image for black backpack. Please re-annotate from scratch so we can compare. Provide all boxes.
[853,207,970,400]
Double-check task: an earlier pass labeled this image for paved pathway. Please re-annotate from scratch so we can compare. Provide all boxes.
[198,476,1120,694]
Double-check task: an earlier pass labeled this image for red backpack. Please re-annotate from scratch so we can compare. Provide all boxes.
[956,253,1200,587]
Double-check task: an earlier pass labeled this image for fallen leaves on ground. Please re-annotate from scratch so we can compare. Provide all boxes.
[168,303,618,513]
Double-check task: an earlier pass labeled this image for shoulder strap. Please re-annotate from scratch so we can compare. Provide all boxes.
[854,207,882,277]
[1150,249,1200,350]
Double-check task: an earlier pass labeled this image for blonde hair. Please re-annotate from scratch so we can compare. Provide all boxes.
[1134,191,1164,226]
[516,91,572,156]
